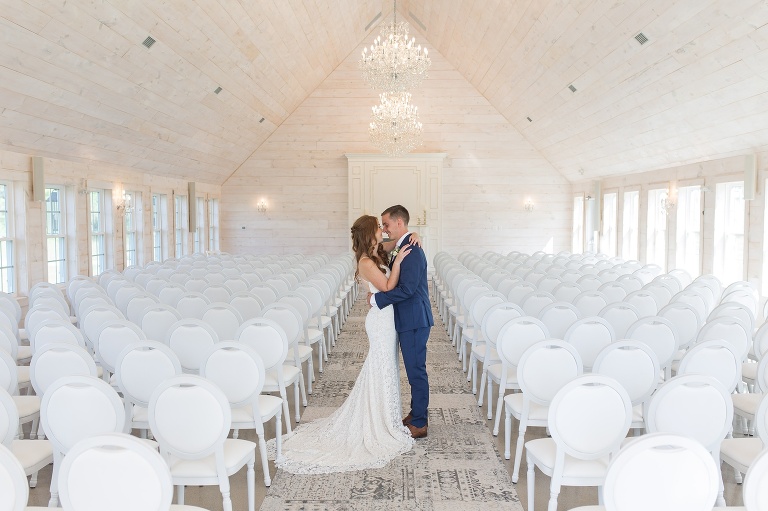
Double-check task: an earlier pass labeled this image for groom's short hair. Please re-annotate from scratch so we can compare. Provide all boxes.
[382,205,410,225]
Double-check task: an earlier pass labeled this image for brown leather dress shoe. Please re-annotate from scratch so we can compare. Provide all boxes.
[402,414,413,426]
[407,423,428,439]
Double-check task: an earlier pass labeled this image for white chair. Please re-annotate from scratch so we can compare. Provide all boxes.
[78,304,125,351]
[695,316,751,363]
[677,340,742,394]
[0,387,52,491]
[489,317,549,436]
[138,304,182,343]
[732,355,768,438]
[235,318,307,434]
[202,284,232,304]
[563,317,615,371]
[616,274,644,293]
[57,433,209,511]
[567,433,720,511]
[165,319,220,373]
[200,342,282,486]
[229,292,264,322]
[597,281,628,304]
[573,291,609,317]
[113,283,145,316]
[157,283,188,308]
[148,375,257,511]
[576,274,603,292]
[476,302,525,413]
[625,316,679,378]
[0,351,40,440]
[658,301,702,352]
[520,291,556,317]
[646,374,733,507]
[280,292,326,372]
[175,292,211,319]
[504,340,582,483]
[506,281,537,306]
[538,302,580,340]
[113,341,182,437]
[249,284,279,309]
[526,374,632,511]
[93,319,147,379]
[709,302,756,333]
[672,289,711,322]
[623,290,659,318]
[721,392,768,488]
[552,281,583,303]
[125,293,160,324]
[30,343,98,399]
[592,340,661,431]
[644,279,676,306]
[41,375,126,507]
[261,302,313,396]
[0,440,58,511]
[464,292,507,391]
[201,303,243,342]
[28,319,85,353]
[598,302,640,339]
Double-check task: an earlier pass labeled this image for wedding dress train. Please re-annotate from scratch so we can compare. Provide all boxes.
[274,269,414,474]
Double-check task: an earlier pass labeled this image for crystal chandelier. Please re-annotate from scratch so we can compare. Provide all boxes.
[369,92,423,156]
[359,1,431,93]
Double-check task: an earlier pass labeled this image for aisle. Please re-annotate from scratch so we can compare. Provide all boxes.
[261,294,523,510]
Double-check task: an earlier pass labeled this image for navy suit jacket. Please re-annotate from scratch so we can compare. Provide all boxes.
[374,233,434,333]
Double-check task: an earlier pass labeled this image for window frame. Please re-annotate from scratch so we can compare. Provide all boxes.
[208,197,220,253]
[88,189,107,277]
[714,180,746,285]
[675,182,703,278]
[44,185,67,285]
[600,190,618,257]
[646,186,669,271]
[0,182,16,294]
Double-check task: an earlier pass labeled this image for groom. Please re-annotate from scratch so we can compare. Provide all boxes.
[369,205,433,439]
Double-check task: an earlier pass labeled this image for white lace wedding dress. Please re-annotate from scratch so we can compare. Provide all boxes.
[274,267,415,474]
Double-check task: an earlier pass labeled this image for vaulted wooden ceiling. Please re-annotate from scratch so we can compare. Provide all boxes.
[2,0,767,184]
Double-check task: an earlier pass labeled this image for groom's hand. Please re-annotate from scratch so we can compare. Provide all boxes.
[367,292,374,308]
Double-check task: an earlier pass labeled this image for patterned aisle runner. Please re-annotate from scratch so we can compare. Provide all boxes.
[262,294,523,510]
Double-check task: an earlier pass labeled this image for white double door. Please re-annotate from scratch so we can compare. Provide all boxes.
[346,153,445,272]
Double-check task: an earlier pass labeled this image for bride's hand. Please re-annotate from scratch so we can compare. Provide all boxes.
[409,232,423,247]
[393,245,412,265]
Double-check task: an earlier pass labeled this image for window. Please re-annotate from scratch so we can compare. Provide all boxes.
[600,192,618,257]
[174,195,188,257]
[124,191,140,268]
[194,197,205,254]
[646,188,668,271]
[675,185,701,278]
[88,190,106,277]
[714,181,745,285]
[152,193,167,262]
[622,190,639,261]
[208,198,219,252]
[45,186,66,284]
[0,184,14,293]
[572,195,584,253]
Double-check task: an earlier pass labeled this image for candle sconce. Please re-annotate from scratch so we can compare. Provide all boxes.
[415,209,428,226]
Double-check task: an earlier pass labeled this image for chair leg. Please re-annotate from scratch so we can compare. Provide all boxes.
[29,417,38,439]
[512,424,527,483]
[493,392,504,436]
[487,379,494,420]
[527,456,535,511]
[478,363,487,406]
[233,428,239,439]
[248,457,256,509]
[275,413,283,459]
[548,485,561,511]
[29,470,39,488]
[48,459,60,507]
[295,381,303,423]
[177,485,185,504]
[504,411,512,460]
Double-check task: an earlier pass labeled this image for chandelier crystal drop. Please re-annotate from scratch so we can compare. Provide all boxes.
[359,2,431,93]
[368,92,423,156]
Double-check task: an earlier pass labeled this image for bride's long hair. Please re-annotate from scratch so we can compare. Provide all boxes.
[351,215,388,279]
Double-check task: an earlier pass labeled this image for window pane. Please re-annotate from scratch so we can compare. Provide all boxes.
[622,191,639,260]
[646,189,667,270]
[572,196,584,253]
[714,182,744,285]
[675,186,701,277]
[601,193,618,257]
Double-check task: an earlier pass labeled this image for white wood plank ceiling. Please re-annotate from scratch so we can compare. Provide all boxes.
[2,0,768,183]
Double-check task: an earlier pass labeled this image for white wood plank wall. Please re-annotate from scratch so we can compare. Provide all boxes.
[221,34,573,257]
[0,148,221,297]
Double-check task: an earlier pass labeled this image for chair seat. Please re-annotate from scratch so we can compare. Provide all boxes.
[733,392,763,416]
[526,438,610,482]
[17,346,32,361]
[742,362,757,381]
[131,404,149,423]
[26,507,63,510]
[11,439,53,472]
[720,437,763,470]
[505,394,549,421]
[289,345,313,362]
[264,365,301,388]
[472,344,487,360]
[488,363,518,385]
[17,365,30,385]
[306,328,324,343]
[169,439,256,479]
[12,395,40,419]
[169,506,212,511]
[231,395,283,424]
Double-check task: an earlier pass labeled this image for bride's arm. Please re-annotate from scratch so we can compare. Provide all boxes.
[359,248,412,292]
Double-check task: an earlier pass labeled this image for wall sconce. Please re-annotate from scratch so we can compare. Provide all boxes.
[257,199,267,213]
[660,189,676,215]
[415,209,428,226]
[116,191,134,216]
[524,198,534,213]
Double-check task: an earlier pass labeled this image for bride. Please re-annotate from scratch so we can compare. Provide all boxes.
[274,214,415,474]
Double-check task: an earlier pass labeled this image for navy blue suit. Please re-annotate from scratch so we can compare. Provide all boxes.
[374,233,433,428]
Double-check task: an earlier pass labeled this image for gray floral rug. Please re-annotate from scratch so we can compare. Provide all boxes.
[261,296,523,511]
